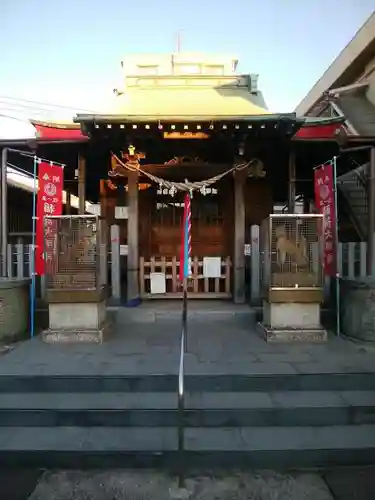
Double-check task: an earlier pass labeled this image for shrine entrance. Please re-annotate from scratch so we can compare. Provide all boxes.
[139,179,232,298]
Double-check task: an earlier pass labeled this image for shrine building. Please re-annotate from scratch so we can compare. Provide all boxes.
[3,52,345,304]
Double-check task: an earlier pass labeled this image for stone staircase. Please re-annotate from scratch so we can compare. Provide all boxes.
[1,371,375,469]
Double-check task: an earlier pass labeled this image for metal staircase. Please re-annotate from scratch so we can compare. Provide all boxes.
[337,162,369,240]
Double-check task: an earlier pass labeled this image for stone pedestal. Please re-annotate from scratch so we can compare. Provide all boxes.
[0,278,30,341]
[260,289,327,343]
[43,289,110,343]
[341,278,375,342]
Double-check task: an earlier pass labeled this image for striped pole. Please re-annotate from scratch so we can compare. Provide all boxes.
[180,193,191,353]
[180,193,192,280]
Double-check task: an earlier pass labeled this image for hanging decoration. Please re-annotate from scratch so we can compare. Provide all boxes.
[108,145,145,178]
[110,150,263,197]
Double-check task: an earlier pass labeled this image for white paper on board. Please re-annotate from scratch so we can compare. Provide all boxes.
[203,257,221,278]
[150,272,166,294]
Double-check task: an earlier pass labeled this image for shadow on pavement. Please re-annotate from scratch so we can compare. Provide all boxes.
[0,468,42,500]
[324,466,375,500]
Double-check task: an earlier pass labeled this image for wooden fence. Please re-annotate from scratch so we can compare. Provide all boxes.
[5,225,374,302]
[139,256,231,299]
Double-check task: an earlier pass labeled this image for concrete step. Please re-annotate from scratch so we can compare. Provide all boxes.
[1,425,375,469]
[112,303,257,325]
[1,391,375,427]
[2,372,375,393]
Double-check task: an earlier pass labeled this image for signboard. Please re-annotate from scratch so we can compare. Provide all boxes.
[163,131,209,140]
[314,163,336,276]
[35,162,64,276]
[203,257,221,278]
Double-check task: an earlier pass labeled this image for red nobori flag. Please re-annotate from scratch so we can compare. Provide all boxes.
[180,193,192,281]
[35,162,64,276]
[314,163,337,277]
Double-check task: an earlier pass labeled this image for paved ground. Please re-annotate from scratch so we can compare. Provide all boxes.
[0,311,375,376]
[6,467,375,500]
[3,467,375,500]
[26,470,333,500]
[0,306,375,499]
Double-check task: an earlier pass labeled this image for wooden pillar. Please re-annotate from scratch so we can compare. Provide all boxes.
[65,191,71,214]
[234,170,246,303]
[127,170,139,302]
[367,147,375,275]
[288,149,296,213]
[78,152,86,215]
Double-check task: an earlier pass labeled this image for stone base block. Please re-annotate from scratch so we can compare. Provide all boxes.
[341,278,375,342]
[261,300,326,343]
[43,321,112,344]
[49,301,106,330]
[0,278,30,341]
[263,300,321,329]
[258,323,327,343]
[45,300,110,344]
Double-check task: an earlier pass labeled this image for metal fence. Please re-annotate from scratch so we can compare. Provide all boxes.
[6,227,117,300]
[44,215,107,293]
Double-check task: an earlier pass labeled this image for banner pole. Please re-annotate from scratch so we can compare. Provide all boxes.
[332,156,341,336]
[30,156,38,338]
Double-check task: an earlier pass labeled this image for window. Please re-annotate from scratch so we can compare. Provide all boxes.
[136,65,159,76]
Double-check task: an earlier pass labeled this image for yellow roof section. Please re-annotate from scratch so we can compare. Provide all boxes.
[113,87,270,119]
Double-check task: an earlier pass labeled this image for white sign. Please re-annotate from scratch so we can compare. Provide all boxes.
[120,245,128,256]
[244,244,251,256]
[115,206,128,219]
[203,257,221,278]
[150,272,166,294]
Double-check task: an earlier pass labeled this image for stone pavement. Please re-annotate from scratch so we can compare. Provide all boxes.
[28,470,334,500]
[3,467,375,500]
[0,314,375,376]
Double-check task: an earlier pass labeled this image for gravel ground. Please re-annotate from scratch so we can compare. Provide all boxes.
[28,470,334,500]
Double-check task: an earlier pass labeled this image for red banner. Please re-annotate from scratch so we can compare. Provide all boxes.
[35,162,64,276]
[314,163,336,277]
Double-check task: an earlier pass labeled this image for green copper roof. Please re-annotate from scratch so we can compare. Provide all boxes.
[115,86,270,118]
[75,86,277,122]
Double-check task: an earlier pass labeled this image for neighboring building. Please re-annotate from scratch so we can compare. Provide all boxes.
[295,13,375,255]
[295,12,375,138]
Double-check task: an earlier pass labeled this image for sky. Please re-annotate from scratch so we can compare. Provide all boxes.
[1,0,374,120]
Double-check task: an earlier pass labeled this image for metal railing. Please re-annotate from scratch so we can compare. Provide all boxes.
[177,324,185,488]
[177,280,188,488]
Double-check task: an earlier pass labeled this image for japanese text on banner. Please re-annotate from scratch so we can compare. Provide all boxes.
[35,162,64,276]
[314,163,336,277]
